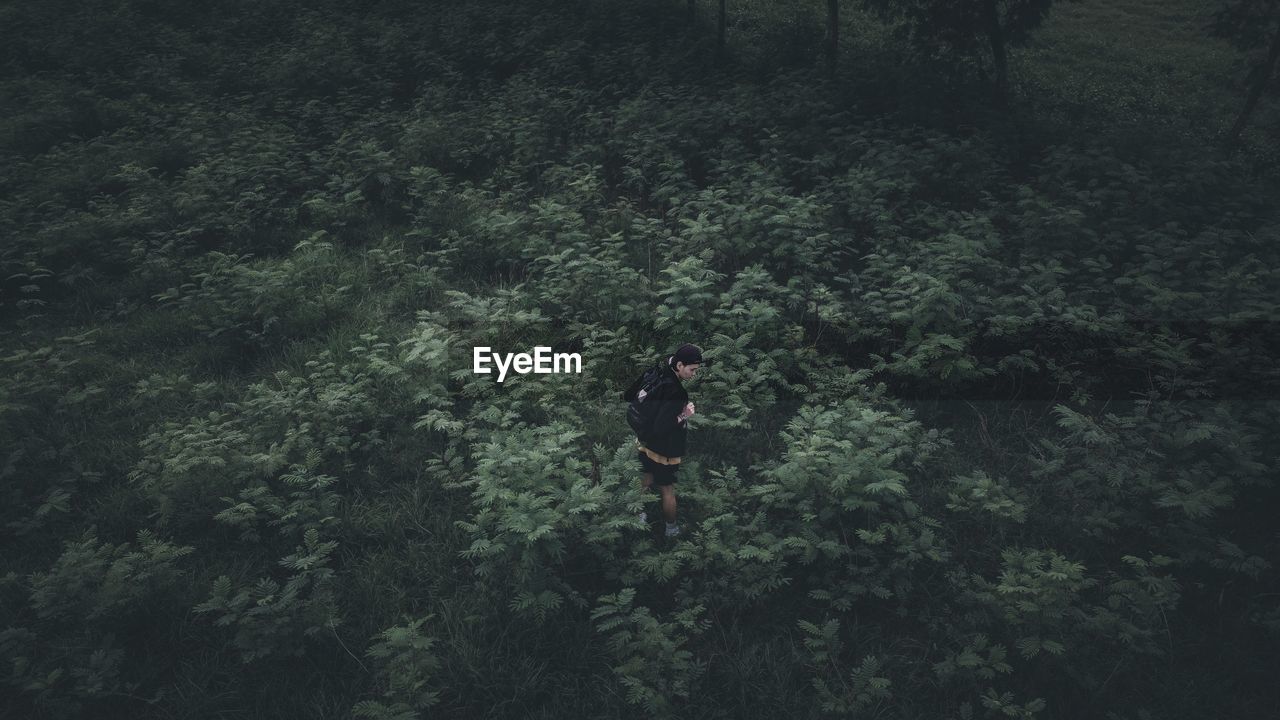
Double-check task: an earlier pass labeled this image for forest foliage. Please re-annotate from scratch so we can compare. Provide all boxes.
[1,0,1278,718]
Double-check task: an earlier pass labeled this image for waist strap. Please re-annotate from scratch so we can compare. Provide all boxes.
[637,440,681,466]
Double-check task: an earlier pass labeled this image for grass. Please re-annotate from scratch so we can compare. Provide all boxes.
[719,0,1278,168]
[1019,0,1277,161]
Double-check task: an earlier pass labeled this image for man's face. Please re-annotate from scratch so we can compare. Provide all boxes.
[675,361,700,381]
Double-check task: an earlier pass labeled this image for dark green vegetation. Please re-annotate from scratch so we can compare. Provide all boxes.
[2,0,1278,718]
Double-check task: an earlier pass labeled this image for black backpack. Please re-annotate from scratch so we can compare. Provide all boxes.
[626,365,674,442]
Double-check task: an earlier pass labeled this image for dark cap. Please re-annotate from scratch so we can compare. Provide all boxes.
[672,343,705,367]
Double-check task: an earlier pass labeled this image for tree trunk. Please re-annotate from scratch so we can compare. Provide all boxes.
[717,0,726,61]
[826,0,839,79]
[981,0,1008,100]
[1228,26,1280,146]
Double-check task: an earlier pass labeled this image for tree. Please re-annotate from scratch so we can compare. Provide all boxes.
[1212,0,1280,145]
[827,0,840,79]
[866,0,1062,98]
[718,0,727,61]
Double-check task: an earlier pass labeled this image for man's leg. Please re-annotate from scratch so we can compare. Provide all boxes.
[658,483,677,524]
[638,472,655,524]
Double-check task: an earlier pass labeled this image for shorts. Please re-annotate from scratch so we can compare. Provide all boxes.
[638,451,679,486]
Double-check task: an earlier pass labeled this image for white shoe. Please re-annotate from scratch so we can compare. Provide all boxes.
[665,523,680,538]
[638,511,648,524]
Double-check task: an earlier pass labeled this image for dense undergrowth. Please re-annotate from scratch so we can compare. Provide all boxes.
[2,0,1278,718]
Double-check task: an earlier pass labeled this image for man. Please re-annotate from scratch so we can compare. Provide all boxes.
[622,343,703,538]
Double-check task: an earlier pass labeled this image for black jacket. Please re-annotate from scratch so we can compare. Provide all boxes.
[622,364,689,458]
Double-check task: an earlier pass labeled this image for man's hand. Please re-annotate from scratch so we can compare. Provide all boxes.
[679,402,695,421]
